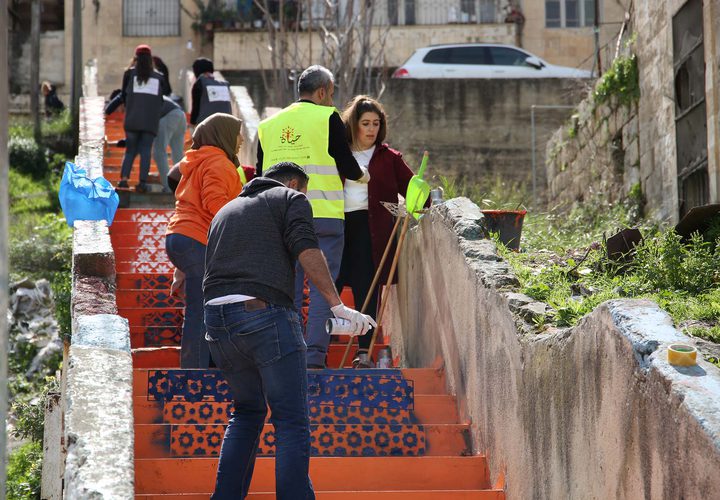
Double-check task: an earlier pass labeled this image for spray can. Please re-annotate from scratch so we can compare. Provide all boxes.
[326,318,357,335]
[377,347,392,369]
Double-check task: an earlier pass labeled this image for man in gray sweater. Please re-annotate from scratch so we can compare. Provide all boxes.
[203,162,374,499]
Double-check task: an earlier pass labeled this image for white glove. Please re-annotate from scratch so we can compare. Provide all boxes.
[331,303,377,336]
[356,166,371,184]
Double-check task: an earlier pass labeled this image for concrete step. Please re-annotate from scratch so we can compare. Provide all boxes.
[136,491,504,499]
[131,343,392,369]
[134,456,491,494]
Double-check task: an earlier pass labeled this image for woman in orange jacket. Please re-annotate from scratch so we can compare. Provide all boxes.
[166,113,245,368]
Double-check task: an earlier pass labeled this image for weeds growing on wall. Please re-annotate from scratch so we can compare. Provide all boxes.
[593,53,640,106]
[442,177,720,366]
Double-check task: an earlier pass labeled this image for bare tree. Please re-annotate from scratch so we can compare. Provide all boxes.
[253,0,390,108]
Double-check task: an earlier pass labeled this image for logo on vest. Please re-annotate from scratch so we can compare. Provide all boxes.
[280,126,301,145]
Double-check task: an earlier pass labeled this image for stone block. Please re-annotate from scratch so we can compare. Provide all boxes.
[72,220,115,278]
[73,314,130,352]
[622,116,639,147]
[64,345,134,499]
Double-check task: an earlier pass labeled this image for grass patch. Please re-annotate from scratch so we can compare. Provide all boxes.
[7,441,43,500]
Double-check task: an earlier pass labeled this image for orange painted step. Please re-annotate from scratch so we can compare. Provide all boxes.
[114,209,174,222]
[135,456,491,494]
[132,368,448,397]
[137,491,504,499]
[115,247,170,263]
[131,343,392,368]
[132,394,459,425]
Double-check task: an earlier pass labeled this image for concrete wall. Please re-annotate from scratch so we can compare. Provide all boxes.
[214,23,516,71]
[545,92,639,209]
[388,197,720,499]
[10,30,66,93]
[65,0,207,100]
[383,78,583,185]
[62,64,135,499]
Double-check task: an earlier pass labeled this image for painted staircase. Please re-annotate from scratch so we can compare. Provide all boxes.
[105,114,505,498]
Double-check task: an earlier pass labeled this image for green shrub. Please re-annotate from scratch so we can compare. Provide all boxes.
[10,213,72,275]
[594,53,640,106]
[7,441,43,500]
[9,136,48,179]
[51,270,73,340]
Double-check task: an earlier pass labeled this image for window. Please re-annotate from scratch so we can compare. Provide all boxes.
[423,49,452,64]
[487,47,528,66]
[123,0,180,37]
[545,0,598,28]
[447,47,489,64]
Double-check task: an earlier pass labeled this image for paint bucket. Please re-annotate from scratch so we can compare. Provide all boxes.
[668,343,697,366]
[481,210,527,251]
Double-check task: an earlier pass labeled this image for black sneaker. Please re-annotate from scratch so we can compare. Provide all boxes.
[135,182,148,193]
[117,180,129,189]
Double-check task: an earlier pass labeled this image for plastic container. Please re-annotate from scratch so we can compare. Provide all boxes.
[481,210,527,251]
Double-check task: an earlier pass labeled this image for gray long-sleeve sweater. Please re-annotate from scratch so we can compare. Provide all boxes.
[204,177,319,308]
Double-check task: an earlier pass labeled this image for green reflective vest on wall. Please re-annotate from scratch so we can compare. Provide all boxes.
[258,102,344,219]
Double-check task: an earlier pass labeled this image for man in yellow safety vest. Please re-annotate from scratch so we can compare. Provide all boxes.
[257,65,370,368]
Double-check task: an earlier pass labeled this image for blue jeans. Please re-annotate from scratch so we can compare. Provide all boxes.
[153,108,187,191]
[165,233,209,368]
[294,217,344,367]
[204,301,315,500]
[121,130,155,182]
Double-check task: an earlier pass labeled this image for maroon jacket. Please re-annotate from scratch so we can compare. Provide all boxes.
[364,143,428,285]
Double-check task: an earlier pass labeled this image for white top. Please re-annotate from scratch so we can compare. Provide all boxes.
[206,294,256,305]
[345,146,375,212]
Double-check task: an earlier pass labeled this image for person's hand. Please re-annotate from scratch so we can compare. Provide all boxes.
[170,268,186,299]
[357,166,371,184]
[330,304,377,336]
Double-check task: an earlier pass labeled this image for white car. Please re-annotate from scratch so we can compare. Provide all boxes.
[392,43,592,79]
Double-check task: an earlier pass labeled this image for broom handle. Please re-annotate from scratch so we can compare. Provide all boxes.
[338,214,403,368]
[366,212,412,360]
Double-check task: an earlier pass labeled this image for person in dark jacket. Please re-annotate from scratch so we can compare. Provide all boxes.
[190,57,232,126]
[41,81,65,117]
[115,44,165,192]
[204,162,374,499]
[337,95,427,367]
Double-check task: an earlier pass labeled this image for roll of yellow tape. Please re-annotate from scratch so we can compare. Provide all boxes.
[668,344,697,366]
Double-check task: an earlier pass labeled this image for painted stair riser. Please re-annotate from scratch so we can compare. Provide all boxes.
[118,290,184,309]
[144,370,414,409]
[134,368,449,396]
[135,423,436,457]
[133,395,460,425]
[134,456,491,493]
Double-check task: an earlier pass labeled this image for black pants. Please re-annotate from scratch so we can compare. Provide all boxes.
[335,210,378,351]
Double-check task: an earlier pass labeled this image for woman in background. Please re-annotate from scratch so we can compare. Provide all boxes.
[338,95,422,367]
[166,113,245,368]
[116,45,165,192]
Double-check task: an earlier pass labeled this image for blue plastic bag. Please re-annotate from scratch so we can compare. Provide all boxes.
[58,161,119,227]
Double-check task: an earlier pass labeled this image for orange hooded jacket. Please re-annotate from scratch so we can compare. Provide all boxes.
[166,145,243,245]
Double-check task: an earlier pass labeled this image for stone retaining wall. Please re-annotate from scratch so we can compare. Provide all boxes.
[388,197,720,499]
[545,95,640,210]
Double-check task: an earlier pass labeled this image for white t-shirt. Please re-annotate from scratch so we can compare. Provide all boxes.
[345,146,375,212]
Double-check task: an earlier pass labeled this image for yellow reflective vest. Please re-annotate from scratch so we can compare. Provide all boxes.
[258,102,344,219]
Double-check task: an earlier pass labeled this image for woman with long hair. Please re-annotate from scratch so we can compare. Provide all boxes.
[338,95,425,367]
[117,45,166,192]
[165,113,246,368]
